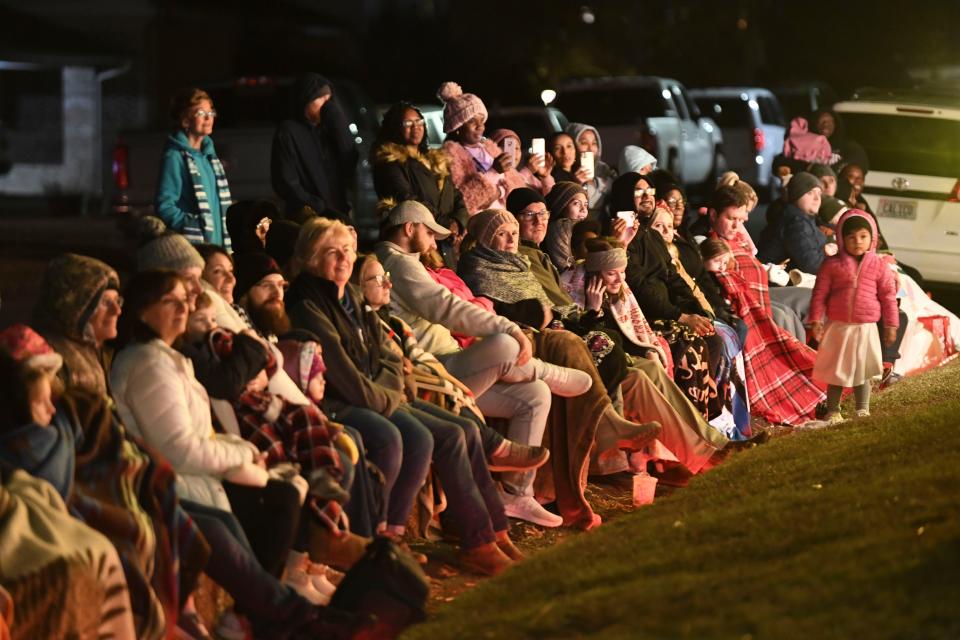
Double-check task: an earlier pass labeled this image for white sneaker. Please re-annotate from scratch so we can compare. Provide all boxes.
[502,493,563,527]
[284,552,330,606]
[535,360,593,397]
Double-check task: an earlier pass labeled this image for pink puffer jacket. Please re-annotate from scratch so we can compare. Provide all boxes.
[808,210,899,327]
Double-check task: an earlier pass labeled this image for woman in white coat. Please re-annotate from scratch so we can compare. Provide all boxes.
[111,269,335,638]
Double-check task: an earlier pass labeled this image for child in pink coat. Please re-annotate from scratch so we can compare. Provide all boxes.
[808,210,899,421]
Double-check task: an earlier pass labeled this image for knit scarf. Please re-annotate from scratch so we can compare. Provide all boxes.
[181,151,233,251]
[666,242,715,316]
[458,246,555,308]
[606,281,666,362]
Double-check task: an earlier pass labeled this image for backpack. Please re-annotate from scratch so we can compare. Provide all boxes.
[328,537,430,638]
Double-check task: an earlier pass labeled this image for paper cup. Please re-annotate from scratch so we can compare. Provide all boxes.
[632,472,658,506]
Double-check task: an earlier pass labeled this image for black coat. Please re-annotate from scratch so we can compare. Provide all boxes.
[270,74,358,222]
[625,227,707,322]
[371,143,468,225]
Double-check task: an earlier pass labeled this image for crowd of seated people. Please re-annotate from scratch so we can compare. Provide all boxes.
[3,75,958,639]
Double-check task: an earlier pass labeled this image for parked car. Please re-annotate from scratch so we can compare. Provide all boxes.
[555,76,724,188]
[690,87,786,195]
[833,86,960,284]
[111,76,383,243]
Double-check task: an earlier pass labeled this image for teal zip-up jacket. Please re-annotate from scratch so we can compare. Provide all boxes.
[155,130,227,246]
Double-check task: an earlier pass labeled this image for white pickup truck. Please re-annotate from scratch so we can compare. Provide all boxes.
[556,76,724,188]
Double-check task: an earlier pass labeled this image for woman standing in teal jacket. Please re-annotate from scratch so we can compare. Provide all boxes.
[156,87,232,249]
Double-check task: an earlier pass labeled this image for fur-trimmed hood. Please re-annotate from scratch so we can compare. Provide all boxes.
[374,142,451,186]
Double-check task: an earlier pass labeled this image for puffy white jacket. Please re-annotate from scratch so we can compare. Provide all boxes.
[111,339,256,511]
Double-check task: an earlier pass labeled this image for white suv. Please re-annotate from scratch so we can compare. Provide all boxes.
[833,90,960,284]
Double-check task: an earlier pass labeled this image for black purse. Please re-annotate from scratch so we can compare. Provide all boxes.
[328,537,429,638]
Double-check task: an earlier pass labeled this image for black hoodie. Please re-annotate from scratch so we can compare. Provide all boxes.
[270,73,359,222]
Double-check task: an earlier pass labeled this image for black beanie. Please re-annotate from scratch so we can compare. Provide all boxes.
[787,172,822,203]
[840,214,872,238]
[265,220,302,268]
[233,252,282,300]
[505,187,545,215]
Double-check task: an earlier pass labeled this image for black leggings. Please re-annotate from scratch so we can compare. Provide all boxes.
[224,479,302,577]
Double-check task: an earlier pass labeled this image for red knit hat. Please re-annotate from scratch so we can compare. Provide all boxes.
[0,324,63,374]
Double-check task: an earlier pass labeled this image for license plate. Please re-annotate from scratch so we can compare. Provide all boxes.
[877,198,917,220]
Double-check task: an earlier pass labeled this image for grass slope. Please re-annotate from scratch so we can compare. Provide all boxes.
[404,362,960,640]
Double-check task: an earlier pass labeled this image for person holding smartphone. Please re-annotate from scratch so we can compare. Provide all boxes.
[490,129,555,196]
[567,123,616,217]
[437,82,526,214]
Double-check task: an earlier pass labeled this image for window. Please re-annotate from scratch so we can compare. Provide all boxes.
[757,96,785,126]
[0,69,63,164]
[694,97,752,128]
[841,112,960,177]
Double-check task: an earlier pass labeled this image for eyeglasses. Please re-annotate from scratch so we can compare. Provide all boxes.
[401,118,425,128]
[666,197,684,208]
[364,272,391,288]
[193,109,217,119]
[99,294,124,311]
[519,210,550,221]
[161,296,190,309]
[634,188,656,197]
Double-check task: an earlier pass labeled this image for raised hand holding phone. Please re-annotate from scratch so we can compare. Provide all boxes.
[580,151,595,180]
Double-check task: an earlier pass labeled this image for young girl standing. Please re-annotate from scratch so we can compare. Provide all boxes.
[808,210,899,422]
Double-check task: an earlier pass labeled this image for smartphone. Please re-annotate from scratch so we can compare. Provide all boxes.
[531,137,545,157]
[503,136,518,159]
[580,151,595,179]
[617,210,636,228]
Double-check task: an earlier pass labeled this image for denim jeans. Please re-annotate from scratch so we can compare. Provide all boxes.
[335,406,432,530]
[181,500,315,635]
[412,399,502,455]
[395,405,506,549]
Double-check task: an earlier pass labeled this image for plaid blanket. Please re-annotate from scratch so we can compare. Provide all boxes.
[234,390,345,532]
[713,236,824,425]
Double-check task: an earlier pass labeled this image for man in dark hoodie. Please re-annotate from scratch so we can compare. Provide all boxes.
[271,73,359,223]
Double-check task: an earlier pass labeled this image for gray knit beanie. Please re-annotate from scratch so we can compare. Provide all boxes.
[787,172,822,204]
[438,82,488,134]
[136,216,205,272]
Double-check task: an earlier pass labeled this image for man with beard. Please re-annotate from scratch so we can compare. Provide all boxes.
[376,201,598,527]
[233,252,293,342]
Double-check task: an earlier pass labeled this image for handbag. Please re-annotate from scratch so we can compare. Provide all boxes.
[328,537,429,639]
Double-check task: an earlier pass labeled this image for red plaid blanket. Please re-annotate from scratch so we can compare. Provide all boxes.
[713,237,824,425]
[235,390,345,530]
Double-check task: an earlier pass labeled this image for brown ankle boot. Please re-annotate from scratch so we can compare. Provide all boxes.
[596,405,661,454]
[458,542,513,576]
[495,531,525,561]
[307,522,371,572]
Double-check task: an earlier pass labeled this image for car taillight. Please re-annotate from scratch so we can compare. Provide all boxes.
[112,140,129,191]
[753,127,765,152]
[949,178,960,202]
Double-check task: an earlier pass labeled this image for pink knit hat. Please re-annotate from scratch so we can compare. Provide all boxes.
[468,209,518,249]
[438,82,488,134]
